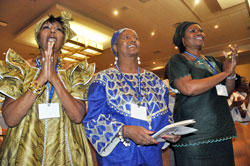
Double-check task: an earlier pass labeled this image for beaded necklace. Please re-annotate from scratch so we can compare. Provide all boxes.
[115,64,144,106]
[184,51,220,75]
[115,65,156,129]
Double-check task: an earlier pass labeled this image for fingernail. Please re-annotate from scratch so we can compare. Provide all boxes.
[155,142,159,144]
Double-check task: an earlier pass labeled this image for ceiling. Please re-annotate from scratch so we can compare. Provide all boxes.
[0,0,250,78]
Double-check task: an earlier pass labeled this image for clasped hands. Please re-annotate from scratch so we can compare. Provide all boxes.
[37,41,59,85]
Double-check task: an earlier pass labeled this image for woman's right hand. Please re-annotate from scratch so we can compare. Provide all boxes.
[123,125,158,145]
[222,44,238,76]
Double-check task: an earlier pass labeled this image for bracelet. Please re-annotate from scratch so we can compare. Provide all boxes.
[118,126,130,147]
[28,80,46,95]
[227,74,237,80]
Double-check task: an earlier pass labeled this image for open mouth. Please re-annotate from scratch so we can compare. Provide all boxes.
[128,44,137,48]
[47,37,57,43]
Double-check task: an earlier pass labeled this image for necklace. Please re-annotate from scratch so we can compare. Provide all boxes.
[115,65,154,129]
[115,64,146,106]
[184,51,219,75]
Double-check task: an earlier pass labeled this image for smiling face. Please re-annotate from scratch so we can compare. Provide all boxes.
[38,21,65,53]
[114,29,140,58]
[182,24,206,51]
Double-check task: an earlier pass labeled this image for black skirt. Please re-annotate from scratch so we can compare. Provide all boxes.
[174,139,235,166]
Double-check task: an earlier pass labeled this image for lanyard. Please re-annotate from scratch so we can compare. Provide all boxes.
[184,51,198,59]
[115,64,143,103]
[35,58,59,103]
[184,51,218,75]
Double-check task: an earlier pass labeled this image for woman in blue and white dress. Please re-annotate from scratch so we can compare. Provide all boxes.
[83,28,180,166]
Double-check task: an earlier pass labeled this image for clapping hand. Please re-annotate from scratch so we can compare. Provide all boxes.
[223,44,238,76]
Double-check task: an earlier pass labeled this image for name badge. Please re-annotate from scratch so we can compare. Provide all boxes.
[130,103,147,121]
[216,84,228,97]
[38,103,60,119]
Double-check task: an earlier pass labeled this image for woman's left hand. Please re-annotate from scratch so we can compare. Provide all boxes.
[161,134,181,143]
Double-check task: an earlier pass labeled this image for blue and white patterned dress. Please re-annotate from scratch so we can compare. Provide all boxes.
[83,68,173,166]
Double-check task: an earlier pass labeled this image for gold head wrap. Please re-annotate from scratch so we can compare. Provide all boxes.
[34,11,76,46]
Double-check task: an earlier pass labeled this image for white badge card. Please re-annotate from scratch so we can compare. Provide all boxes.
[38,103,60,119]
[130,103,147,121]
[216,84,228,97]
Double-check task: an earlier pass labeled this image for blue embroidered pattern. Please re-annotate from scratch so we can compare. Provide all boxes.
[93,68,170,118]
[84,68,173,154]
[84,114,123,152]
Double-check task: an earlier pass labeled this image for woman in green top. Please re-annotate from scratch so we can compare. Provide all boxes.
[166,21,238,166]
[0,11,94,165]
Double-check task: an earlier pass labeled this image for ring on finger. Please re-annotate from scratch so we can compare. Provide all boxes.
[42,57,45,62]
[51,57,54,62]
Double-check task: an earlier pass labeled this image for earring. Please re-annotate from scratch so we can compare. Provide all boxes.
[137,56,141,65]
[114,56,118,65]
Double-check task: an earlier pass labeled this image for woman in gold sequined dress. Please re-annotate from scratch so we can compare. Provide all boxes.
[0,11,94,166]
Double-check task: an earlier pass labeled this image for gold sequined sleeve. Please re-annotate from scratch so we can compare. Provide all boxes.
[0,49,27,99]
[69,59,95,100]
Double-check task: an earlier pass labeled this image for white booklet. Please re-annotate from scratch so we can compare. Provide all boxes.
[152,119,198,142]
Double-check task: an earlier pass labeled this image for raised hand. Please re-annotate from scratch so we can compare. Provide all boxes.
[223,44,238,76]
[37,41,59,86]
[46,41,58,84]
